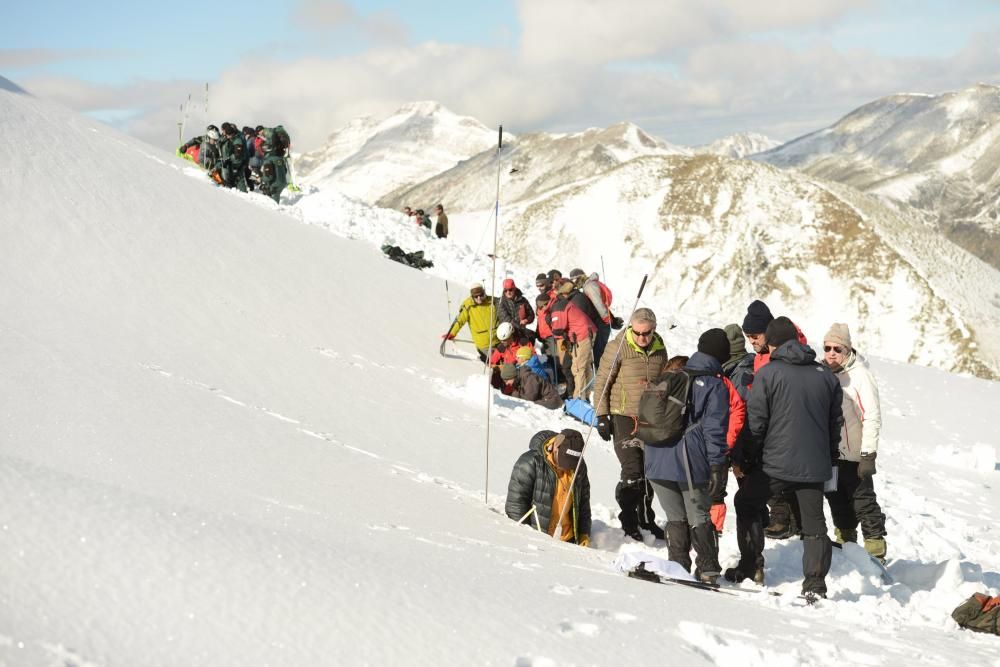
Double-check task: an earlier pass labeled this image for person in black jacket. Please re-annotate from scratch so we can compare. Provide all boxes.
[728,317,844,598]
[505,429,591,545]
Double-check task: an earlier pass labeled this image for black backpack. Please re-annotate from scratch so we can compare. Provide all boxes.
[636,369,714,443]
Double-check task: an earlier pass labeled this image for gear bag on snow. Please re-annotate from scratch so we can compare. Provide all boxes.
[635,369,714,443]
[951,593,1000,635]
[564,397,598,426]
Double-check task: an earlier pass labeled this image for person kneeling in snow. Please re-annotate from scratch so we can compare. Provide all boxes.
[505,429,591,546]
[499,363,563,410]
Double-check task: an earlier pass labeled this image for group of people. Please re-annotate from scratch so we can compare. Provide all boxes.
[402,205,449,238]
[443,268,622,408]
[178,123,291,202]
[446,277,887,599]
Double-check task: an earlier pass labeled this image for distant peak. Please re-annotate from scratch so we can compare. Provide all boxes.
[396,100,445,116]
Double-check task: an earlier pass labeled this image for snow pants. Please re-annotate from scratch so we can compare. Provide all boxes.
[735,468,832,595]
[570,334,594,401]
[825,460,886,539]
[649,479,720,576]
[612,415,657,532]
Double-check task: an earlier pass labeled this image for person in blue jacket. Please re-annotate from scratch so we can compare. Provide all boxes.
[645,329,731,584]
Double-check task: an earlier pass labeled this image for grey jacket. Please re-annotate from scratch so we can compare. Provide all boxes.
[747,341,843,483]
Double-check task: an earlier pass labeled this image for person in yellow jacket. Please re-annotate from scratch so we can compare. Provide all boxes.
[443,283,500,362]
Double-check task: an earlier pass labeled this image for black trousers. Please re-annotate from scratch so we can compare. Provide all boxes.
[826,460,887,539]
[734,467,832,595]
[612,414,657,530]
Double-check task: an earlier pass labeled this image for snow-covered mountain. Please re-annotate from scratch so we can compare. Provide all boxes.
[756,84,1000,267]
[295,101,499,203]
[379,121,691,212]
[4,77,1000,666]
[438,153,1000,379]
[696,131,781,158]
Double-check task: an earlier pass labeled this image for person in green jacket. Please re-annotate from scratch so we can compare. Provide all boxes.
[442,283,499,362]
[259,143,288,204]
[219,123,248,192]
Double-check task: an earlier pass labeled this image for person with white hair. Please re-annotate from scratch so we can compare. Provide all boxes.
[822,323,888,562]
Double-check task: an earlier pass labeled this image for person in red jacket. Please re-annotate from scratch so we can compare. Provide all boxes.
[548,281,597,401]
[694,329,747,536]
[489,322,530,367]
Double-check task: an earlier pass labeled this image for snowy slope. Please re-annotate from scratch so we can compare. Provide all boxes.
[2,79,1000,666]
[696,132,781,158]
[294,101,499,203]
[756,84,1000,267]
[379,121,691,213]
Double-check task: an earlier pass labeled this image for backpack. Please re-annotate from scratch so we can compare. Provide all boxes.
[951,593,1000,635]
[636,369,714,443]
[546,296,570,339]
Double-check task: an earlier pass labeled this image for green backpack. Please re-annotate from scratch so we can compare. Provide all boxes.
[951,593,1000,635]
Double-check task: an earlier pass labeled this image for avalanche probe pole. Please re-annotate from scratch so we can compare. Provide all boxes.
[551,274,648,535]
[484,124,503,504]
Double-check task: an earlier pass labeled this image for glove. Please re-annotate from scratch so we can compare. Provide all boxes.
[578,534,590,548]
[610,316,624,330]
[441,332,456,340]
[708,463,728,501]
[596,414,613,441]
[858,452,877,478]
[710,503,726,534]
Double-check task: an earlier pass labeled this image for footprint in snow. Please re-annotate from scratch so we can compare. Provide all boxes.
[585,608,637,623]
[557,621,600,637]
[514,657,556,667]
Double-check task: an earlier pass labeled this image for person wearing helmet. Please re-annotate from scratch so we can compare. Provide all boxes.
[488,321,532,368]
[442,283,500,363]
[177,125,221,171]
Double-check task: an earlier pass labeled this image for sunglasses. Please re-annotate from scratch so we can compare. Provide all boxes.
[823,345,845,354]
[632,328,655,337]
[472,293,486,300]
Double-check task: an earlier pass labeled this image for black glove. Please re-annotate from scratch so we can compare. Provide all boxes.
[596,414,613,441]
[708,463,728,502]
[610,316,624,330]
[858,452,877,478]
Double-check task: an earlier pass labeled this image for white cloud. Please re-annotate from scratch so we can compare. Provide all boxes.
[516,0,871,65]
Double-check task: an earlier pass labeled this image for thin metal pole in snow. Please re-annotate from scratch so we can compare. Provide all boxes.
[484,125,503,504]
[551,274,649,535]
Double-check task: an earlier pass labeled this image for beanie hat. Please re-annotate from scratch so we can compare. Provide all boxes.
[547,269,562,282]
[824,323,852,350]
[569,268,585,278]
[723,323,747,360]
[742,300,774,334]
[515,346,534,362]
[535,272,549,285]
[557,281,575,295]
[499,363,518,381]
[470,282,485,297]
[553,429,585,471]
[697,328,730,365]
[503,278,516,290]
[765,316,798,349]
[535,293,550,307]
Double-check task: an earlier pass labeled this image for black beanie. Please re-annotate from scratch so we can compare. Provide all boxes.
[742,300,774,334]
[697,328,730,365]
[765,316,798,349]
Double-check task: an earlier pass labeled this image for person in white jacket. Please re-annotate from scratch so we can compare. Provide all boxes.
[822,323,888,562]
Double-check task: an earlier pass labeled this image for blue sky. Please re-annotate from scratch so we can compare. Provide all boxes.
[4,0,1000,150]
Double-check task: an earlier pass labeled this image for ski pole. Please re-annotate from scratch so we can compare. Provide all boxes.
[484,124,504,505]
[551,273,649,538]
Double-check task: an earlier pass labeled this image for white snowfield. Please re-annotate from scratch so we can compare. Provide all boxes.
[2,79,1000,666]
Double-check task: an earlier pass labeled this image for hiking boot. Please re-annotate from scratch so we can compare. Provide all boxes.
[724,565,765,585]
[765,523,797,540]
[696,571,720,586]
[640,522,665,540]
[864,537,887,563]
[834,527,858,544]
[623,527,643,541]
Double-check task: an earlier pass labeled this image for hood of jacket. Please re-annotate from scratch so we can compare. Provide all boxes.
[684,350,723,374]
[770,340,817,366]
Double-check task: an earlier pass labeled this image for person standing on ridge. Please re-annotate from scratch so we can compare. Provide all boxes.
[434,204,449,238]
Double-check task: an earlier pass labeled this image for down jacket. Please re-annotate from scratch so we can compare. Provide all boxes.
[593,328,668,416]
[505,430,591,540]
[832,351,881,462]
[498,288,535,329]
[747,341,843,483]
[643,352,730,486]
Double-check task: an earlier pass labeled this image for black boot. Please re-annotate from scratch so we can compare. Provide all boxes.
[665,520,693,572]
[765,493,798,539]
[615,480,643,540]
[691,522,722,584]
[637,480,664,539]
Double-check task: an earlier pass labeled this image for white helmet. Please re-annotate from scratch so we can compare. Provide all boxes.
[496,322,514,341]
